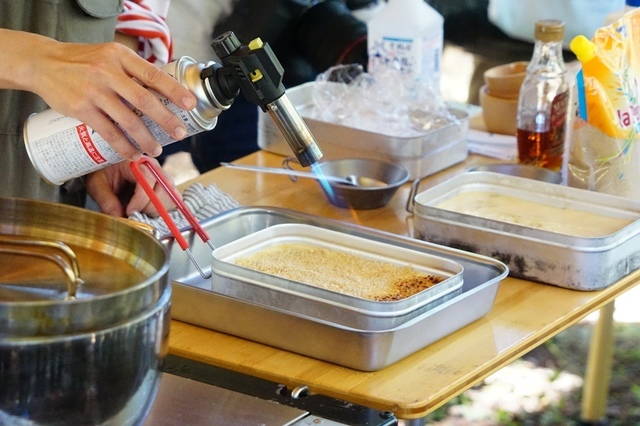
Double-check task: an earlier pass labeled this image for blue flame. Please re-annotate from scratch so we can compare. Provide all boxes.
[311,162,336,199]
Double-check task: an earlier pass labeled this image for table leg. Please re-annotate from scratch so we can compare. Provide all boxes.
[580,301,616,422]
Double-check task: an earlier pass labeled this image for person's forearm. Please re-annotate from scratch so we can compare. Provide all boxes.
[0,28,58,92]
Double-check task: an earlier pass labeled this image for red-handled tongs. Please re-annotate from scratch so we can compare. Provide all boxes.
[130,157,214,279]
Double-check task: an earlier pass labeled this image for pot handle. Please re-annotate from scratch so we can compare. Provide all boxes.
[116,217,162,239]
[0,237,83,299]
[130,157,214,279]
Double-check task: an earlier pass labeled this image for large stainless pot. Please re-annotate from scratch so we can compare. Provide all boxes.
[0,197,172,425]
[0,284,171,425]
[0,197,169,336]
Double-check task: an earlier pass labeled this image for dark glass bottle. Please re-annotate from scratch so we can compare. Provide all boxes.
[516,20,570,171]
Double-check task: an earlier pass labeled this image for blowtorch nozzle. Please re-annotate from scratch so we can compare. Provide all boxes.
[208,31,323,167]
[266,95,323,167]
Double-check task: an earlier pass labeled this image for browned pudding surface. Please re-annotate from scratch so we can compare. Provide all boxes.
[234,242,444,301]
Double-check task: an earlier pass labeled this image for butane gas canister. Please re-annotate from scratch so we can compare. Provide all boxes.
[23,57,228,185]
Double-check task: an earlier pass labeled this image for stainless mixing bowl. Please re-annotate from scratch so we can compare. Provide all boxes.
[314,158,410,209]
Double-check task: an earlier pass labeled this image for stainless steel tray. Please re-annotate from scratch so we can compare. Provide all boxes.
[409,171,640,290]
[210,223,464,330]
[257,82,469,179]
[167,207,508,371]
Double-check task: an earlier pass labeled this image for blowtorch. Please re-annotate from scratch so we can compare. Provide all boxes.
[24,31,323,185]
[203,31,323,167]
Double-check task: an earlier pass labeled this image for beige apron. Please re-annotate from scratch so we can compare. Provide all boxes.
[0,0,122,205]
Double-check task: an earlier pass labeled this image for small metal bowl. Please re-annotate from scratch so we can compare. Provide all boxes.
[467,163,562,184]
[314,159,410,209]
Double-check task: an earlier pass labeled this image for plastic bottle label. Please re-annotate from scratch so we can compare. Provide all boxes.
[368,33,442,83]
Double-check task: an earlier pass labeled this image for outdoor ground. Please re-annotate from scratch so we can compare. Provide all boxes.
[423,286,640,426]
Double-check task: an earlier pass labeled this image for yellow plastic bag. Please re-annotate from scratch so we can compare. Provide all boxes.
[568,9,640,198]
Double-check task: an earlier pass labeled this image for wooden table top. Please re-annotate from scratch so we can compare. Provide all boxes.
[169,150,640,420]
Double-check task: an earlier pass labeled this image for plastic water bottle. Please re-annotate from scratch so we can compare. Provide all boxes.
[367,0,444,89]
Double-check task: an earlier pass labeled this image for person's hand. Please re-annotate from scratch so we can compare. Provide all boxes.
[2,29,197,160]
[85,157,180,218]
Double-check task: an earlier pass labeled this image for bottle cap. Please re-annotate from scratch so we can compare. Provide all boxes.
[534,20,565,43]
[627,0,640,7]
[570,35,596,63]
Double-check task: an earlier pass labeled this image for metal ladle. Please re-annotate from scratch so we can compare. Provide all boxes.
[220,162,388,187]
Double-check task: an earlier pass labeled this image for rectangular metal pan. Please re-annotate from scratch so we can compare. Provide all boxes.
[210,223,464,330]
[167,207,508,371]
[410,171,640,290]
[257,82,469,179]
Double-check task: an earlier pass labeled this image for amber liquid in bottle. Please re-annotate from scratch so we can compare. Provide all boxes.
[517,128,564,171]
[517,89,568,171]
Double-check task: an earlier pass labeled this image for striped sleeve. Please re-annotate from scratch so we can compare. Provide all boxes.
[116,0,173,65]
